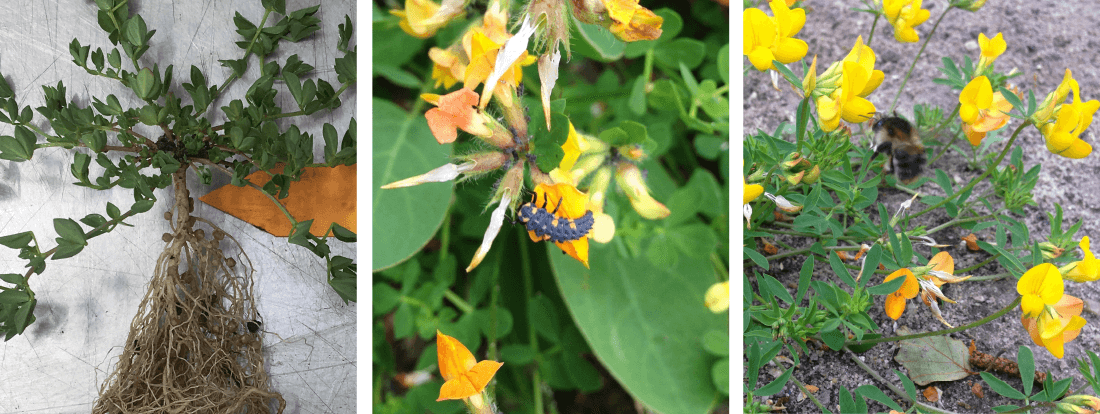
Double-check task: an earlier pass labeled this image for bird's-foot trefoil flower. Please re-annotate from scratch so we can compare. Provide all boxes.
[884,268,920,320]
[958,76,1012,146]
[436,330,503,411]
[917,251,970,327]
[743,0,807,71]
[1032,69,1078,127]
[1062,236,1100,282]
[423,88,497,144]
[527,183,592,268]
[1017,263,1065,318]
[812,36,883,131]
[975,33,1006,74]
[1021,295,1087,359]
[705,281,730,313]
[480,14,539,108]
[882,0,930,43]
[1038,78,1099,159]
[573,0,664,43]
[615,163,671,219]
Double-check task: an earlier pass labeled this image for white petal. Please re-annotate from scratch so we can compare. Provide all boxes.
[380,162,470,189]
[480,14,537,107]
[538,49,561,129]
[466,194,512,272]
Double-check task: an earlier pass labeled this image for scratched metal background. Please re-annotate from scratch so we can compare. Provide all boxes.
[0,0,356,412]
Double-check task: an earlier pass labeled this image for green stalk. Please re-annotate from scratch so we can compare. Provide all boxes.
[845,296,1020,347]
[912,120,1030,218]
[517,227,544,414]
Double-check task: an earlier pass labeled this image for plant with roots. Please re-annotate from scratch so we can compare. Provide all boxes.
[0,0,355,411]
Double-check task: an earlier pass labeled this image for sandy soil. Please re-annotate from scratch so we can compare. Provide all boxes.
[744,0,1100,412]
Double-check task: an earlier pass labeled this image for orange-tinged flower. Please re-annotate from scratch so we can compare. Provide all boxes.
[423,88,493,144]
[1021,295,1087,359]
[882,0,930,43]
[958,76,1012,145]
[884,268,919,320]
[1017,263,1064,318]
[1064,236,1100,282]
[743,0,808,71]
[528,183,592,268]
[603,0,664,42]
[436,330,503,401]
[918,251,971,327]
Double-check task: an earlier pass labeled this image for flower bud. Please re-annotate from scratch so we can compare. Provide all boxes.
[615,163,670,219]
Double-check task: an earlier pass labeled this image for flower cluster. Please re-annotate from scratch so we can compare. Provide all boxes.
[1030,70,1100,159]
[881,0,930,43]
[743,0,808,72]
[384,0,670,272]
[805,36,884,132]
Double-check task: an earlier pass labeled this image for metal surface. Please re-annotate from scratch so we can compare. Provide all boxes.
[0,1,356,412]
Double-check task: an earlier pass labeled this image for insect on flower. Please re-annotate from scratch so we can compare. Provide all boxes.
[517,193,594,243]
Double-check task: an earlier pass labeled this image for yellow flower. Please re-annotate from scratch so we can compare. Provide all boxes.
[976,33,1006,73]
[603,0,664,42]
[436,330,504,402]
[814,36,883,131]
[1041,101,1098,159]
[1017,263,1064,318]
[1064,236,1100,282]
[958,77,1012,145]
[429,46,468,90]
[391,0,445,39]
[744,177,764,205]
[527,183,593,268]
[743,0,808,71]
[705,281,730,313]
[882,0,930,43]
[1033,70,1078,126]
[560,121,582,173]
[884,268,920,320]
[1021,295,1087,359]
[615,163,670,219]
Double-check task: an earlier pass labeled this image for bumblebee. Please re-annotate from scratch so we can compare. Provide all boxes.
[871,115,925,184]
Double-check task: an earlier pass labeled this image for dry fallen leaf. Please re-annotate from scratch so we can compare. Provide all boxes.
[923,385,941,403]
[804,384,819,393]
[971,381,984,399]
[894,327,972,386]
[962,233,979,251]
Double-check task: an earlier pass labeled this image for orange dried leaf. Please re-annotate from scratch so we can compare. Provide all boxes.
[971,382,984,399]
[923,386,941,403]
[962,233,980,251]
[199,164,356,237]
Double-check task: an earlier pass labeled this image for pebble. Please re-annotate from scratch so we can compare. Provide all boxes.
[965,40,978,51]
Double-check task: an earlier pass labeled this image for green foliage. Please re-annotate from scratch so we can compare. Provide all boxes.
[0,1,357,337]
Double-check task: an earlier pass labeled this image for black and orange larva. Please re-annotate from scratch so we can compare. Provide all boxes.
[517,194,594,243]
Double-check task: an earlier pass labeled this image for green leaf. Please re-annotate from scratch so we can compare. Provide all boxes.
[52,239,85,260]
[53,218,86,245]
[717,44,729,84]
[131,68,155,100]
[0,126,38,161]
[711,358,729,395]
[124,15,148,47]
[628,76,647,115]
[820,327,845,350]
[570,17,625,61]
[1018,346,1035,396]
[854,385,903,411]
[0,273,25,285]
[372,99,452,271]
[597,121,648,147]
[0,232,33,249]
[0,289,29,304]
[654,38,706,69]
[756,366,793,396]
[868,275,906,295]
[981,372,1026,400]
[828,251,856,288]
[550,237,724,413]
[895,369,918,400]
[132,199,155,213]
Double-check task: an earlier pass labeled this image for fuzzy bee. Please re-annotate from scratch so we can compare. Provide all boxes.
[871,115,926,184]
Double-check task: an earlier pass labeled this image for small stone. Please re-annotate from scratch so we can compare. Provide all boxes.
[964,40,978,51]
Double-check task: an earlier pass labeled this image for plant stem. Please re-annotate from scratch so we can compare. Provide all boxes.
[845,296,1020,347]
[209,8,274,113]
[846,349,961,414]
[928,104,962,165]
[889,6,956,113]
[912,120,1030,218]
[517,227,544,414]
